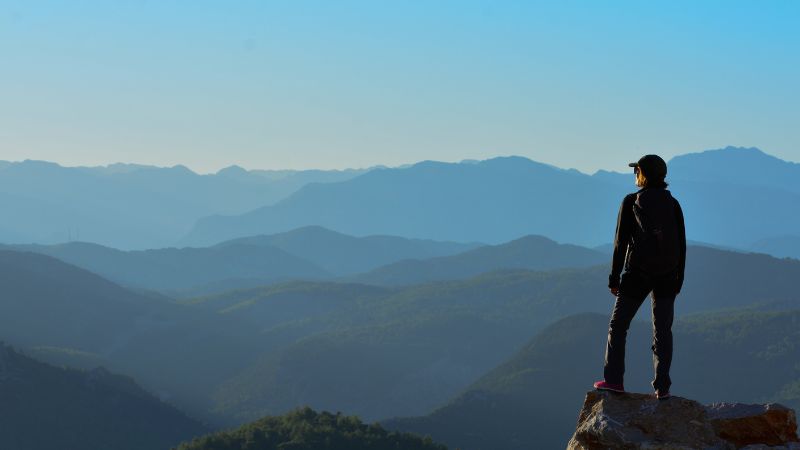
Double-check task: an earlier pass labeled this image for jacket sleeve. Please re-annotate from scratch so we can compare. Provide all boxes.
[609,195,634,289]
[674,198,686,292]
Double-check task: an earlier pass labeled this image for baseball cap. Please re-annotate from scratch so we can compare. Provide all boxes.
[628,154,667,179]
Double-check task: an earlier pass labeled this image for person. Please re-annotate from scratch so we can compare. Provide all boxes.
[592,154,686,400]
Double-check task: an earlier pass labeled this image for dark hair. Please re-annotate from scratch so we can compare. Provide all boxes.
[644,177,669,188]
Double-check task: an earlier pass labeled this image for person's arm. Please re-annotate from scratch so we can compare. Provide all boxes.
[674,198,686,293]
[609,195,634,291]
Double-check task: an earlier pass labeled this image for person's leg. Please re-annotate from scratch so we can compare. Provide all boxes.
[651,280,677,392]
[603,272,650,385]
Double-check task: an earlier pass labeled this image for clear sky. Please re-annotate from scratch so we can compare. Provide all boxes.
[1,0,798,173]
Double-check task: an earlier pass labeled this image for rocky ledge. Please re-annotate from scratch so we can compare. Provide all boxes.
[568,390,800,449]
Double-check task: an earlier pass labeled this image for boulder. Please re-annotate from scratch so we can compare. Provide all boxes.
[567,390,800,449]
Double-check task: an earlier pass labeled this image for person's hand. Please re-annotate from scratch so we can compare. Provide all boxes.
[610,287,619,296]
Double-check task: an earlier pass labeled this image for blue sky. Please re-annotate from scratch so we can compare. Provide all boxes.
[1,0,798,173]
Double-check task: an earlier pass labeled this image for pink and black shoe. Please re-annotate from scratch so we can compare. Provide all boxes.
[593,380,625,393]
[655,389,671,400]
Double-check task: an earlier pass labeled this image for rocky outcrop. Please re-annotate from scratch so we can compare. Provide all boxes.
[568,390,800,449]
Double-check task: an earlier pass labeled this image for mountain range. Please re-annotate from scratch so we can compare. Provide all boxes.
[2,145,799,449]
[10,222,798,299]
[181,147,800,254]
[182,156,623,247]
[183,245,800,423]
[0,160,366,249]
[2,241,800,446]
[4,147,800,259]
[0,226,480,295]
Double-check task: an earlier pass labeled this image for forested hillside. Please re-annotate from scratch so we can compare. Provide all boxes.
[3,243,799,431]
[175,408,446,450]
[0,344,206,450]
[385,310,800,449]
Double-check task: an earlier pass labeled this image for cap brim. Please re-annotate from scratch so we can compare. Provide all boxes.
[628,162,639,167]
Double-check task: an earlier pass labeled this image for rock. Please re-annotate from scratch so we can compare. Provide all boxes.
[567,390,800,450]
[708,402,800,448]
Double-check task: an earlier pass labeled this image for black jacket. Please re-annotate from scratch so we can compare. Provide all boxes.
[608,186,686,291]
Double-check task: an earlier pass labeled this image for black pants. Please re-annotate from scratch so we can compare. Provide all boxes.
[604,270,677,392]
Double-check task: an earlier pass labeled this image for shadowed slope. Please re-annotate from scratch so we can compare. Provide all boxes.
[0,344,207,450]
[386,310,800,450]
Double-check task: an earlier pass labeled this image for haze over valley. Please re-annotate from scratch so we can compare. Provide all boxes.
[2,147,800,448]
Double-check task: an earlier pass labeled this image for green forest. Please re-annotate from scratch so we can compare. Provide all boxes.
[175,408,446,450]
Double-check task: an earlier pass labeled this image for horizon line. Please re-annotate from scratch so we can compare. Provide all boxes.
[0,145,787,176]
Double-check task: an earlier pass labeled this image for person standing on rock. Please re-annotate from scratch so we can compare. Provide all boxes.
[593,154,686,400]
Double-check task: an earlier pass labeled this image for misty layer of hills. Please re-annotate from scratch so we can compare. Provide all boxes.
[1,239,799,446]
[3,147,800,259]
[2,146,800,449]
[1,227,607,295]
[182,246,800,423]
[182,147,800,255]
[0,161,366,249]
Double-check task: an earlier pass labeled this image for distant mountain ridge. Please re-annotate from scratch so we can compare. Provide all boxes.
[0,160,368,249]
[667,146,800,194]
[3,146,799,253]
[749,235,800,260]
[182,146,800,250]
[182,155,623,246]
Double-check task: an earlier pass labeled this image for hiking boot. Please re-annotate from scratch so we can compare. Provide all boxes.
[593,380,625,393]
[655,389,671,400]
